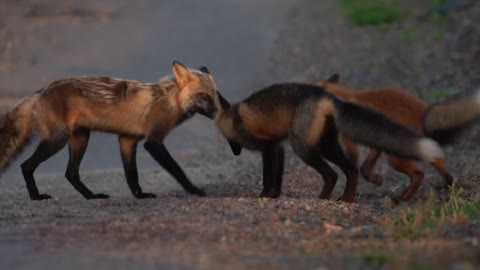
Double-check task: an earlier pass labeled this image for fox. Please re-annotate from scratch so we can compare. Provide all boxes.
[423,88,480,146]
[0,61,222,200]
[316,74,453,202]
[215,83,444,203]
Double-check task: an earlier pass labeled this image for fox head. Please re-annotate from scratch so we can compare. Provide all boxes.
[215,91,243,156]
[172,61,220,119]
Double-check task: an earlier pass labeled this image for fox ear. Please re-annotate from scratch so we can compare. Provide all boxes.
[327,73,340,83]
[199,66,210,74]
[172,61,196,89]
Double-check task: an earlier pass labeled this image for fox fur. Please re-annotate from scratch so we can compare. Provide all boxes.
[317,74,453,202]
[423,88,480,145]
[0,61,220,200]
[215,83,444,203]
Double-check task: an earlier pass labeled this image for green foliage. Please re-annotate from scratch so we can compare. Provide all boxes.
[340,0,454,26]
[384,185,480,240]
[429,0,447,6]
[341,0,406,26]
[426,87,460,99]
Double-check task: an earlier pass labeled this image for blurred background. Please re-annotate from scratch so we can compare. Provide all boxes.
[1,0,479,177]
[1,0,480,269]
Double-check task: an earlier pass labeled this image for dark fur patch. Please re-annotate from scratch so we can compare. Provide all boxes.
[0,109,32,175]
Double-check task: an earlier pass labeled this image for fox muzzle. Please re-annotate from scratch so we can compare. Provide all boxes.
[194,94,218,119]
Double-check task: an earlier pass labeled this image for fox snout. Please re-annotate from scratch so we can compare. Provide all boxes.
[193,93,218,119]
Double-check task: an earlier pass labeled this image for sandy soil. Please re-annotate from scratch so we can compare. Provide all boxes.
[0,0,479,269]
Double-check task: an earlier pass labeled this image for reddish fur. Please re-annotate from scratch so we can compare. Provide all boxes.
[318,79,453,201]
[0,61,219,200]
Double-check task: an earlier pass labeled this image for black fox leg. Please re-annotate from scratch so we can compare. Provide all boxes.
[119,135,154,199]
[144,140,206,197]
[21,134,68,200]
[260,146,277,198]
[291,139,338,200]
[271,146,285,198]
[66,130,108,199]
[304,152,338,200]
[320,136,359,203]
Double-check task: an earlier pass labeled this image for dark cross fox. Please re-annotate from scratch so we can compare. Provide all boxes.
[215,83,444,203]
[0,61,222,200]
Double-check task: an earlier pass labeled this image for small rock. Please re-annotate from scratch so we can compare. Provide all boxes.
[284,219,292,227]
[324,223,343,233]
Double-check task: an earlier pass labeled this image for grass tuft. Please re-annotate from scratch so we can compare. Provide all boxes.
[341,0,407,26]
[384,185,480,240]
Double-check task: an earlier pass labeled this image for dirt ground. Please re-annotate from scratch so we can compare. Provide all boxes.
[0,0,480,269]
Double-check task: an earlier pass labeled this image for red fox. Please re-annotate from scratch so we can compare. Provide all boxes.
[318,74,480,202]
[215,83,444,202]
[0,61,222,200]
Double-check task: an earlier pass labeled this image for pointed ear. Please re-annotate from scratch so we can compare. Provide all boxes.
[199,66,210,74]
[327,73,340,83]
[172,61,195,89]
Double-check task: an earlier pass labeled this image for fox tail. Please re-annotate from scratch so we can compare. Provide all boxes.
[422,89,480,146]
[0,97,37,175]
[330,97,444,163]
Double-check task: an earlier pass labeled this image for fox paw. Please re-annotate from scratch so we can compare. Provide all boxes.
[30,193,52,200]
[189,188,206,197]
[336,196,355,203]
[365,174,384,186]
[259,189,274,198]
[135,192,157,199]
[270,189,282,198]
[87,193,110,199]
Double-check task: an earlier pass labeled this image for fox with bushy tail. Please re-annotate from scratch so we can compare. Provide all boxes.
[317,74,454,202]
[215,83,444,203]
[0,61,222,200]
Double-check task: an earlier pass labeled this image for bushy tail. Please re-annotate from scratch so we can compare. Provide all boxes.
[331,98,444,163]
[423,89,480,146]
[0,98,36,175]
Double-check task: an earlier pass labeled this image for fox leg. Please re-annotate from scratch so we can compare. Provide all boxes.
[21,133,68,200]
[259,144,284,198]
[360,150,384,186]
[144,139,206,197]
[340,136,359,166]
[290,139,338,200]
[119,135,155,199]
[65,130,109,199]
[291,110,339,199]
[386,157,424,202]
[320,136,359,203]
[272,146,285,198]
[430,158,454,187]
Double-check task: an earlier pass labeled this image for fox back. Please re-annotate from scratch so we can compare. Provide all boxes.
[218,84,330,148]
[319,79,427,132]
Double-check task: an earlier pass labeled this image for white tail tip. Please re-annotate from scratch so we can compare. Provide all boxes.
[417,138,444,163]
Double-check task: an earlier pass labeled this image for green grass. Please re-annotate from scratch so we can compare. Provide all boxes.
[425,86,460,99]
[384,185,480,240]
[341,0,407,26]
[429,0,447,6]
[341,0,454,26]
